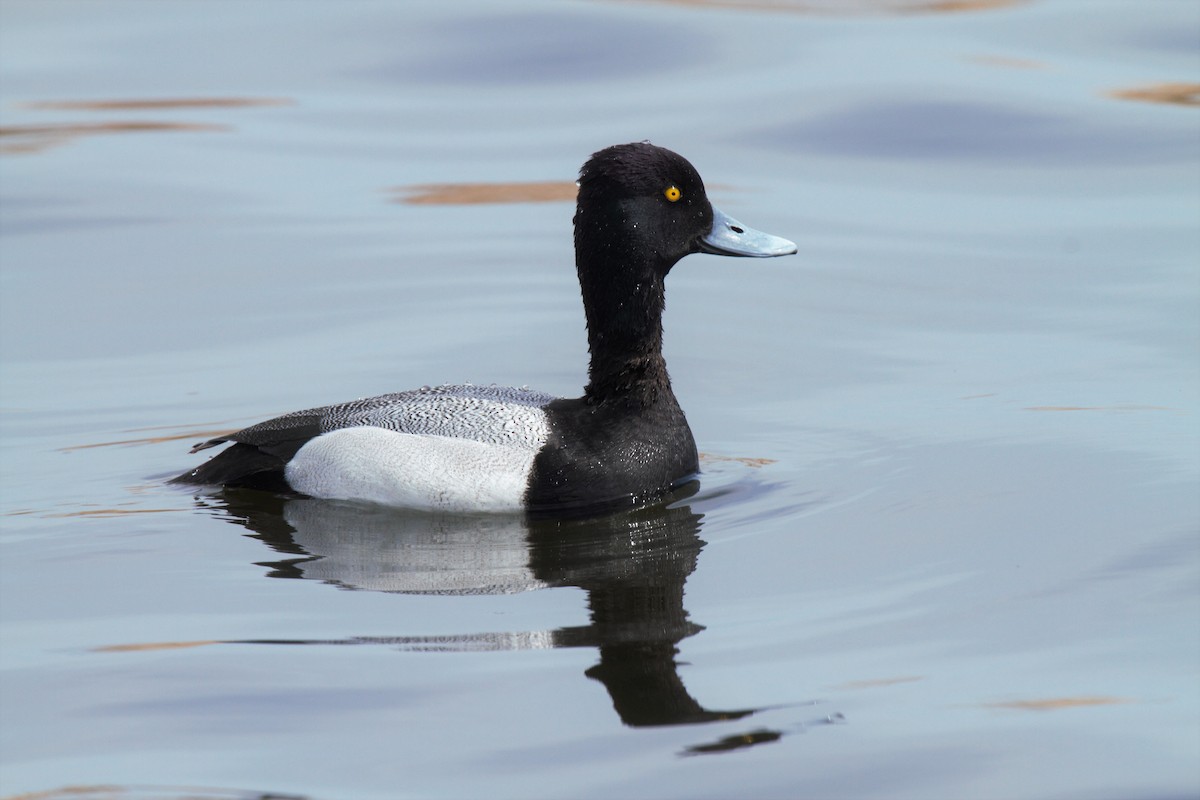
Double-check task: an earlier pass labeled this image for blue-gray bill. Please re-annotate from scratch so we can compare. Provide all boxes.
[699,207,797,258]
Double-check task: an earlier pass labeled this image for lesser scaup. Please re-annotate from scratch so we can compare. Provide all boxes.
[174,143,797,514]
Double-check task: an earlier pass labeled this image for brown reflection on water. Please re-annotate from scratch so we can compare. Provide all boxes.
[1024,405,1173,412]
[1108,82,1200,108]
[831,675,923,690]
[6,501,186,520]
[395,181,578,205]
[2,96,293,154]
[981,695,1133,711]
[22,97,293,111]
[59,427,238,452]
[0,121,227,155]
[8,784,313,800]
[965,54,1047,69]
[609,0,1029,16]
[94,640,220,653]
[699,452,777,468]
[45,507,183,519]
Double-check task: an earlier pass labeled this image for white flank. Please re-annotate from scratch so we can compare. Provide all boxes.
[286,426,538,512]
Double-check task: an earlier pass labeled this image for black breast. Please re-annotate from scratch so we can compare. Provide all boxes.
[525,395,699,515]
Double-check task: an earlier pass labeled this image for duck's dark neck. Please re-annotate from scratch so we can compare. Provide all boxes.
[575,203,676,407]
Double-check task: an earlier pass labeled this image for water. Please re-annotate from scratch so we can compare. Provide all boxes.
[2,1,1198,798]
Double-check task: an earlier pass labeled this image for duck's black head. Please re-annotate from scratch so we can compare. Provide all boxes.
[572,143,796,403]
[574,142,715,277]
[574,142,797,274]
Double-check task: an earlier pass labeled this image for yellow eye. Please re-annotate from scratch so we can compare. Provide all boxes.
[663,185,682,202]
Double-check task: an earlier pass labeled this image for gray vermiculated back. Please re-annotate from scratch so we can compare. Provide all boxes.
[238,384,556,449]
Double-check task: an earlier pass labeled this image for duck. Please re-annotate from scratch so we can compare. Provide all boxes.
[173,143,797,515]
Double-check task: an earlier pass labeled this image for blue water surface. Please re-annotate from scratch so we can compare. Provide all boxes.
[1,1,1198,799]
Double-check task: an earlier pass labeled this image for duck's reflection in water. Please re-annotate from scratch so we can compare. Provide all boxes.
[201,485,796,750]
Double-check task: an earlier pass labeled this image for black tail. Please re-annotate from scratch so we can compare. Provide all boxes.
[169,442,295,494]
